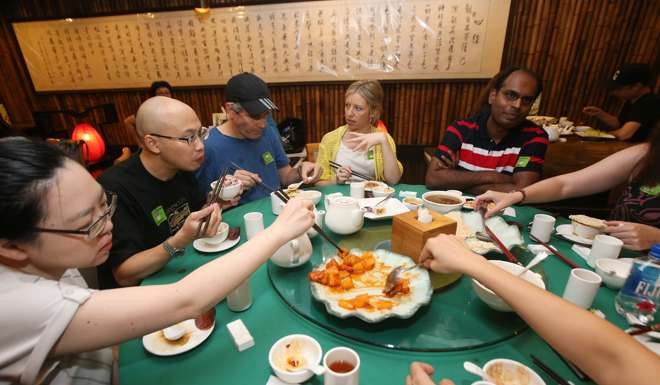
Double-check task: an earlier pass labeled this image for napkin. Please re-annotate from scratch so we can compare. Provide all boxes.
[503,207,516,217]
[266,375,296,385]
[571,244,590,262]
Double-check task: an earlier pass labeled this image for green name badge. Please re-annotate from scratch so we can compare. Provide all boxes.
[367,149,374,160]
[262,151,274,165]
[640,183,660,197]
[151,206,167,226]
[515,156,530,168]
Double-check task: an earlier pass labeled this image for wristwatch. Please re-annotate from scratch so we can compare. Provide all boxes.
[163,240,185,258]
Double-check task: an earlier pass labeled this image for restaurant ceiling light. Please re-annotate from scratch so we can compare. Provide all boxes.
[194,0,211,18]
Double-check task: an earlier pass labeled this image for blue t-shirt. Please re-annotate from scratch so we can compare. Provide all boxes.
[196,121,289,203]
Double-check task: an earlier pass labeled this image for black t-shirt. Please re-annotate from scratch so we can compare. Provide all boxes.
[97,153,204,289]
[619,92,660,142]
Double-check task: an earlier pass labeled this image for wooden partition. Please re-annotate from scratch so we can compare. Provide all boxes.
[1,0,658,149]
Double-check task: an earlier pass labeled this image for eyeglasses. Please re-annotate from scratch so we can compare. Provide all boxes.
[35,191,117,240]
[500,90,537,106]
[148,127,209,145]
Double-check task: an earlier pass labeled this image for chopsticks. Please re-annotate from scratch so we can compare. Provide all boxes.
[197,168,228,237]
[546,343,590,381]
[627,323,660,336]
[530,354,573,385]
[328,160,373,181]
[483,224,519,264]
[229,161,283,194]
[272,189,346,255]
[529,233,578,269]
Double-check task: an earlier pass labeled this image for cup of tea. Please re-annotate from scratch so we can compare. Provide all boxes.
[323,347,360,385]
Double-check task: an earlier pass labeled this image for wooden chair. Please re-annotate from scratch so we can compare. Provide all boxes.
[305,142,320,162]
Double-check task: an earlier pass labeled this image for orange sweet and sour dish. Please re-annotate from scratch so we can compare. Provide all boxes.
[308,250,411,311]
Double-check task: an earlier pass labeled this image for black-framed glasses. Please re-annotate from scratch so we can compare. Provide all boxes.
[148,127,209,145]
[34,191,117,240]
[500,90,536,106]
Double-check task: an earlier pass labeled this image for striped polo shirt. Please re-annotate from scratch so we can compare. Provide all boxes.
[434,110,549,174]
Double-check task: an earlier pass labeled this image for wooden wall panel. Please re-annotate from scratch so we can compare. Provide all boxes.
[0,0,658,148]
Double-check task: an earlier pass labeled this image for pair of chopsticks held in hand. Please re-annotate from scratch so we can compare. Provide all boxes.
[196,168,229,237]
[328,160,373,182]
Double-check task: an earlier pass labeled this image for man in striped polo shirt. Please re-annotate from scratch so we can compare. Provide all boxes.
[426,66,548,195]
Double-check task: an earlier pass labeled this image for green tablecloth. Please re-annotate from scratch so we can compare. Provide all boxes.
[120,184,633,384]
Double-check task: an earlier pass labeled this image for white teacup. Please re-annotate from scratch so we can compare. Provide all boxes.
[271,191,286,215]
[530,214,555,243]
[306,210,326,238]
[202,222,229,246]
[562,268,602,309]
[323,347,360,385]
[588,234,623,267]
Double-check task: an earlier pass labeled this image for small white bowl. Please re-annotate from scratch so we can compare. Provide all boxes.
[202,222,229,246]
[422,191,466,214]
[572,221,603,240]
[372,186,395,197]
[472,260,546,312]
[403,197,424,211]
[595,258,632,289]
[269,334,323,384]
[211,179,242,200]
[483,358,545,385]
[297,190,322,205]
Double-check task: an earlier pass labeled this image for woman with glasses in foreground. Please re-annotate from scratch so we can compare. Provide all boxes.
[0,137,315,385]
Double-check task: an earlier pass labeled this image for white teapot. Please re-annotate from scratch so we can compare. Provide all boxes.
[324,196,364,235]
[270,233,312,268]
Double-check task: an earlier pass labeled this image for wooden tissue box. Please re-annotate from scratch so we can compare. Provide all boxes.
[391,210,457,262]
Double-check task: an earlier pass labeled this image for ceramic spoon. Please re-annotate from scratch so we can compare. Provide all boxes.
[517,251,549,277]
[463,361,488,380]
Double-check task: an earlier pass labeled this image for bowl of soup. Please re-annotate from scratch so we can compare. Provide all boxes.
[422,191,465,213]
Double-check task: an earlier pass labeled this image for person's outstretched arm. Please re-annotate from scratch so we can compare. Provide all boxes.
[419,234,660,385]
[53,199,315,356]
[476,143,648,217]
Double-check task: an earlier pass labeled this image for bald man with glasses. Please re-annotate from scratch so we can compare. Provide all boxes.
[97,96,232,289]
[425,66,549,195]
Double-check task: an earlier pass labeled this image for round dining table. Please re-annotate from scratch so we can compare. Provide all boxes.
[119,184,636,385]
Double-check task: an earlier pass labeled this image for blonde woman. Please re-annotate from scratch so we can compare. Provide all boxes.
[316,80,403,185]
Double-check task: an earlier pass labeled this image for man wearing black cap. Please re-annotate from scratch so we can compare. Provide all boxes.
[583,63,659,142]
[196,72,321,203]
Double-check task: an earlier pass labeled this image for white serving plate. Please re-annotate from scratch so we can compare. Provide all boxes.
[142,319,215,356]
[358,197,409,220]
[309,249,432,323]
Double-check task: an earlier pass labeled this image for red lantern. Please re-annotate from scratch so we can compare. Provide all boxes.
[71,123,106,163]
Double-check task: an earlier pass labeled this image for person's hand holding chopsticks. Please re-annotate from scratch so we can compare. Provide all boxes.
[168,203,222,250]
[335,164,352,184]
[270,198,316,242]
[233,168,262,190]
[298,161,322,184]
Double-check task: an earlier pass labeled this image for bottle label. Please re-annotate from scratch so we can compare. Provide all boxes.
[620,263,660,301]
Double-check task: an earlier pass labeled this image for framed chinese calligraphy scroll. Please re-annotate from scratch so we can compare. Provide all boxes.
[13,0,511,92]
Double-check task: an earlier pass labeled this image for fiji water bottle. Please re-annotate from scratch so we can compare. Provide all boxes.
[615,244,660,325]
